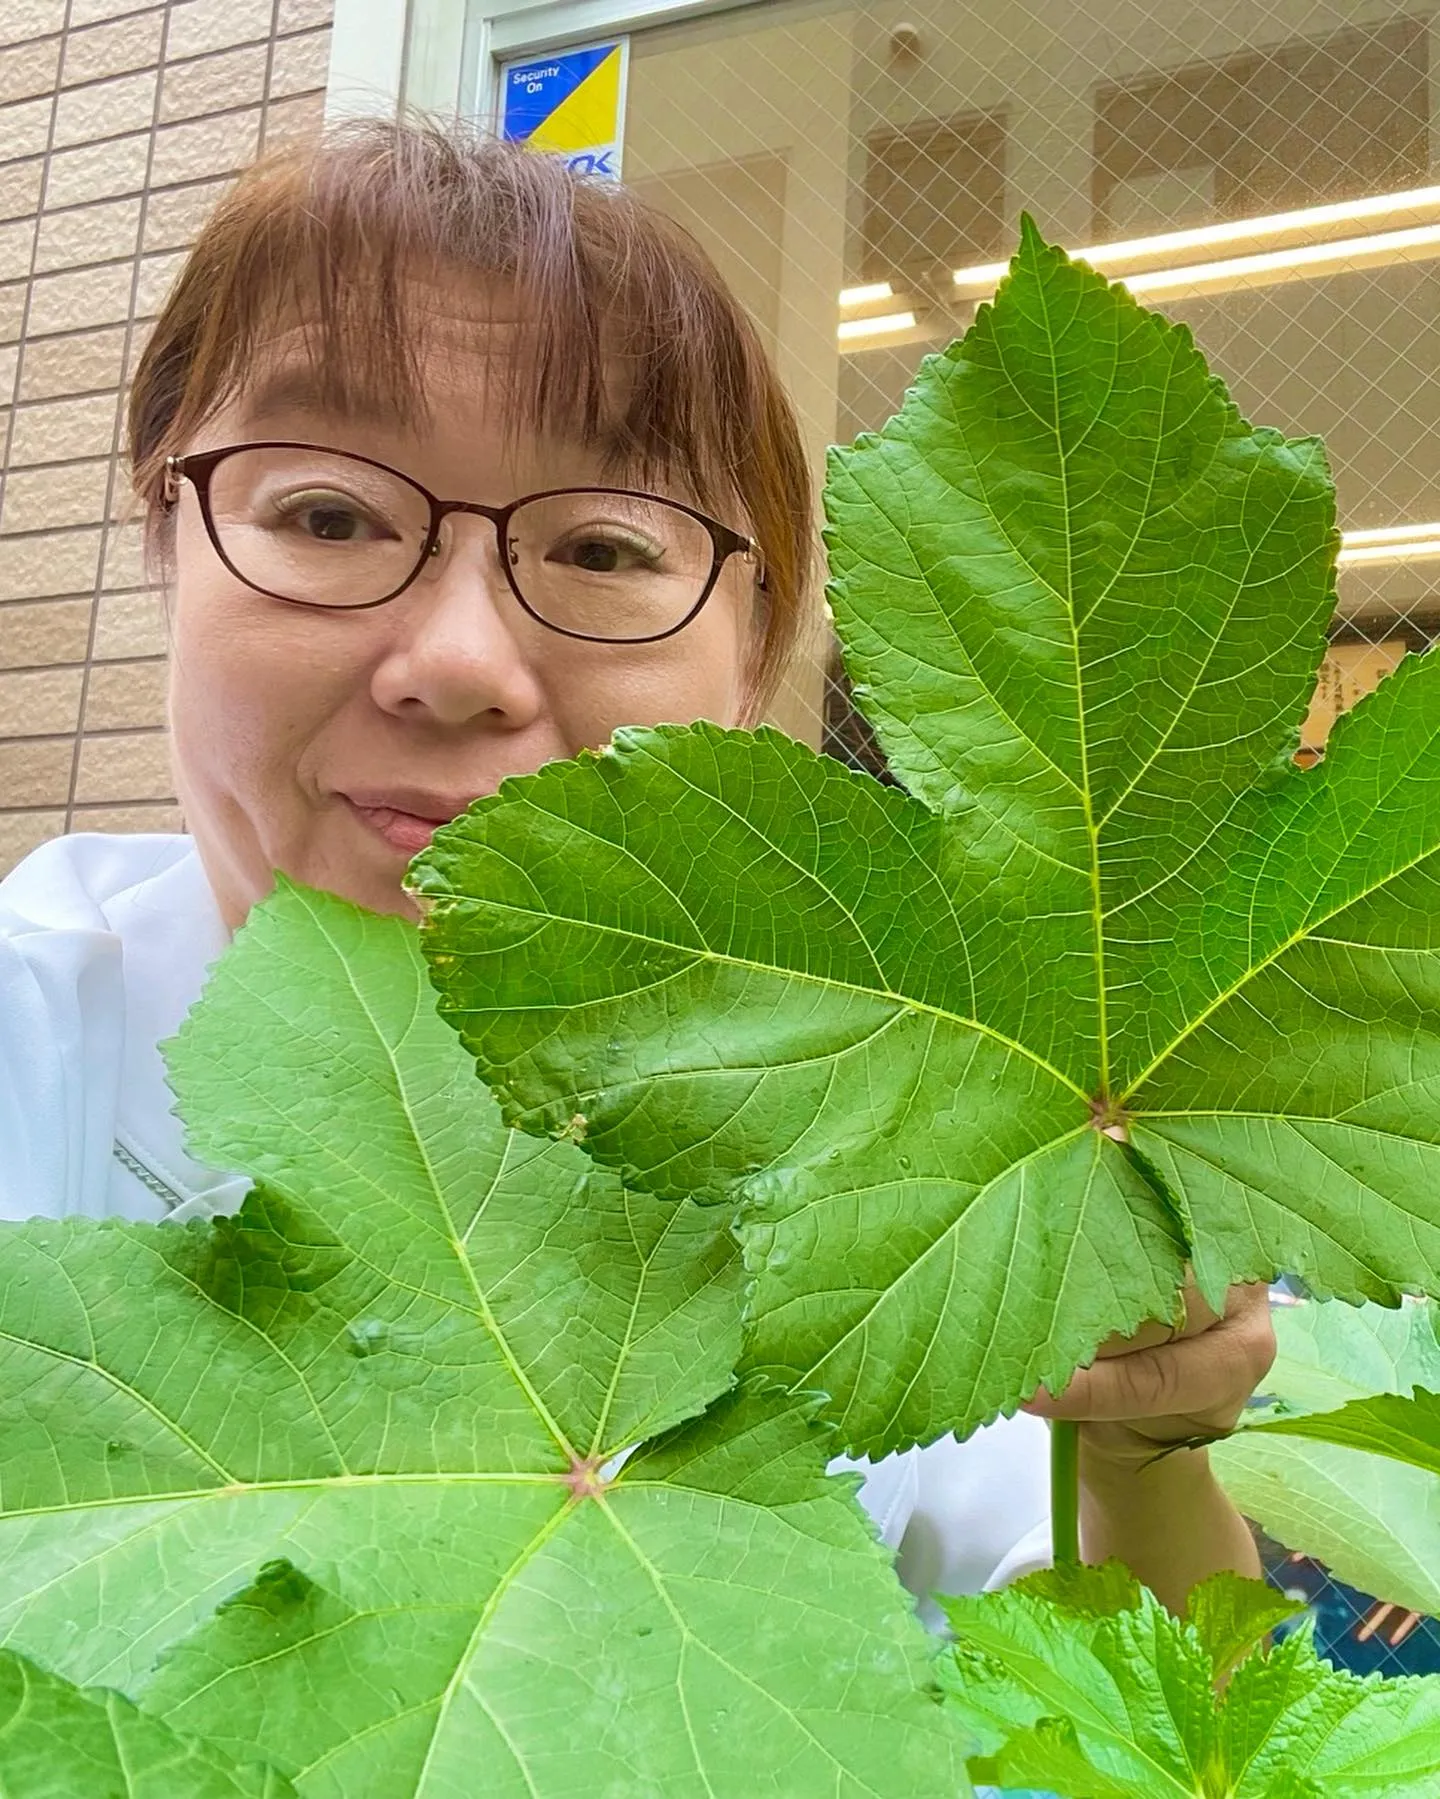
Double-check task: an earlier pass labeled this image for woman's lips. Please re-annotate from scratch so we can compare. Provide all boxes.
[345,800,454,856]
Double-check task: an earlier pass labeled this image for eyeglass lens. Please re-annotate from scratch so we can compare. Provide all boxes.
[203,446,720,640]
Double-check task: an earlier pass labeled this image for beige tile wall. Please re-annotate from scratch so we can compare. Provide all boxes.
[0,0,333,874]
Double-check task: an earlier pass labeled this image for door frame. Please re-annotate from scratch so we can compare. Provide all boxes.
[325,0,762,126]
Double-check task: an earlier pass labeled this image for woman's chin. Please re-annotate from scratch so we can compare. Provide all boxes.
[279,814,429,919]
[324,862,422,919]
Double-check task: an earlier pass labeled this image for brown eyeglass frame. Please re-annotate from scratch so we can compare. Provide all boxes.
[162,440,766,645]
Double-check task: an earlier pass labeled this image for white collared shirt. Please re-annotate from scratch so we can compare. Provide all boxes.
[0,830,1052,1606]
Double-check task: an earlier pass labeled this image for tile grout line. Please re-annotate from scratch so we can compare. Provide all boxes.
[63,0,173,832]
[4,800,169,817]
[0,0,70,549]
[2,515,136,540]
[259,0,283,155]
[2,591,159,615]
[0,80,320,178]
[0,724,168,746]
[0,157,292,231]
[0,650,166,676]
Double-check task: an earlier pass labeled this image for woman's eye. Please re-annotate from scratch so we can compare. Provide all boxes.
[556,532,662,574]
[571,537,625,572]
[271,490,394,543]
[305,505,366,542]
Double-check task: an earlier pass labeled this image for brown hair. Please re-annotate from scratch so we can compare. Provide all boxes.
[127,117,817,706]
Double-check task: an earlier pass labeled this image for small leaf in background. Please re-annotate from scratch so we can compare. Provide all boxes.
[942,1563,1440,1797]
[0,1647,293,1799]
[1243,1297,1440,1418]
[414,222,1440,1457]
[0,885,968,1799]
[1215,1298,1440,1616]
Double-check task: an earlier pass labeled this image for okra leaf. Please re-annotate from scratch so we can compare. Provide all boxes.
[1215,1300,1440,1615]
[1237,1298,1440,1419]
[0,885,967,1799]
[1214,1433,1440,1620]
[942,1564,1440,1797]
[1243,1387,1440,1477]
[412,222,1440,1456]
[1183,1568,1310,1684]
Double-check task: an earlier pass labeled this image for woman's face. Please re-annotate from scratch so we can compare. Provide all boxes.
[165,297,759,926]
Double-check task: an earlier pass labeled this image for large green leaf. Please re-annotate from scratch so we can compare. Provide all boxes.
[0,1647,294,1799]
[1214,1300,1440,1614]
[0,885,967,1798]
[411,223,1440,1455]
[941,1564,1440,1796]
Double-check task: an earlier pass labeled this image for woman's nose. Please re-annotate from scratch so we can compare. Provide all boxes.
[368,520,545,728]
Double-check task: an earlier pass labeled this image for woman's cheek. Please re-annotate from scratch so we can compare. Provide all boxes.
[170,591,349,808]
[557,654,739,742]
[557,606,749,741]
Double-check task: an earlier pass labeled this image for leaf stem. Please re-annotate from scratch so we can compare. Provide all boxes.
[1051,1420,1082,1565]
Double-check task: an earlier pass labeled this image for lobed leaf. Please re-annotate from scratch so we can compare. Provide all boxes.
[416,722,1185,1452]
[827,217,1335,933]
[413,224,1440,1456]
[0,885,967,1798]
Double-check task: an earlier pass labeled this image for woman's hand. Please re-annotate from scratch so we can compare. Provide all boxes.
[1021,1283,1277,1610]
[1021,1281,1277,1465]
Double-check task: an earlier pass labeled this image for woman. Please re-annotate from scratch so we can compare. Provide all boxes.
[0,120,1270,1618]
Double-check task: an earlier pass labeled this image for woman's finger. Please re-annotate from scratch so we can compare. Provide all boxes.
[1024,1289,1275,1427]
[1091,1282,1215,1360]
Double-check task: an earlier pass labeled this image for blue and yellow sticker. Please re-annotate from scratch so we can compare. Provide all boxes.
[500,38,629,180]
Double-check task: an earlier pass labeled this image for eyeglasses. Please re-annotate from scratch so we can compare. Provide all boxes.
[162,441,764,645]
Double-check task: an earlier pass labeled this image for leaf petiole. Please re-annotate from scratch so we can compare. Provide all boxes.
[1051,1419,1081,1565]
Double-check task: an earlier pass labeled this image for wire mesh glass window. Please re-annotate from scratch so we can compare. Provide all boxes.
[1093,16,1431,230]
[592,0,1440,1673]
[617,0,1440,768]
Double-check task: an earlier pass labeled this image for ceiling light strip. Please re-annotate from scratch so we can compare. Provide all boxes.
[838,281,895,309]
[1341,520,1440,547]
[836,310,916,342]
[1117,222,1440,296]
[1338,538,1440,565]
[952,182,1440,291]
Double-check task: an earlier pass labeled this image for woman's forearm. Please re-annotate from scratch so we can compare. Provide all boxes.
[1078,1436,1260,1614]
